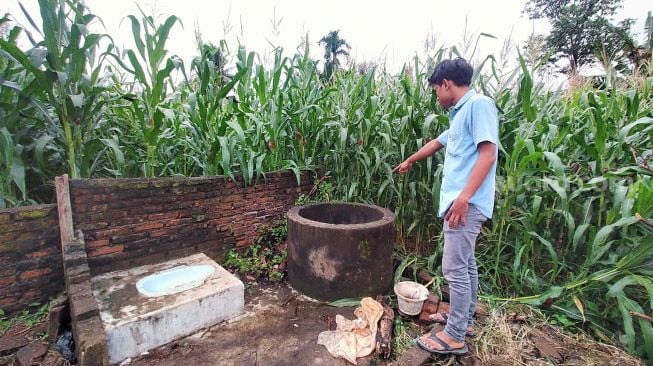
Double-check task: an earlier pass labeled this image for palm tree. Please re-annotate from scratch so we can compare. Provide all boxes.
[318,30,351,80]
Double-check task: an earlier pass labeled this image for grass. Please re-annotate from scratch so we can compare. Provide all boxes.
[224,218,289,283]
[0,302,49,336]
[391,315,422,360]
[390,302,644,365]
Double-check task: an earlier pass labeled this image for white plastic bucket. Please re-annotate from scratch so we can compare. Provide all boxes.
[394,281,428,316]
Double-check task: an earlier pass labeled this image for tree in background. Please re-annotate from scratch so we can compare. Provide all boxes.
[524,0,633,74]
[318,30,351,80]
[626,11,652,71]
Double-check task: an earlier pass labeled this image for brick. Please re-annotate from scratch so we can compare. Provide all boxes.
[20,289,40,302]
[129,205,163,215]
[70,293,99,321]
[89,204,108,212]
[20,268,52,281]
[66,281,89,298]
[92,260,131,276]
[63,248,88,269]
[147,212,179,221]
[146,195,175,204]
[108,232,147,245]
[86,239,110,249]
[88,245,124,257]
[0,296,18,307]
[176,200,195,209]
[106,210,128,221]
[0,276,16,286]
[0,212,11,223]
[164,218,193,227]
[107,199,138,210]
[25,249,55,259]
[67,264,91,284]
[130,253,166,267]
[134,222,164,231]
[176,207,206,218]
[81,221,109,230]
[47,295,69,341]
[148,229,168,238]
[100,226,133,238]
[214,217,234,226]
[72,316,109,366]
[123,238,158,251]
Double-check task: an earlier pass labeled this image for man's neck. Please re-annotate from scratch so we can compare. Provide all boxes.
[451,87,471,106]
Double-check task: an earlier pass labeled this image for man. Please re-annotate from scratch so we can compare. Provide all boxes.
[393,57,498,355]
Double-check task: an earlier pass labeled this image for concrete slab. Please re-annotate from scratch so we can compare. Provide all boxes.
[91,253,244,364]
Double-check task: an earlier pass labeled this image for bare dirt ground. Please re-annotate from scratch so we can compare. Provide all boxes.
[130,282,358,366]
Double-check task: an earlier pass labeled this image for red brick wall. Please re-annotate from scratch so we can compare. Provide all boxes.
[0,204,64,315]
[69,171,313,276]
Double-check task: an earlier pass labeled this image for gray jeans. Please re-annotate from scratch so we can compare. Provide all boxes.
[442,204,487,341]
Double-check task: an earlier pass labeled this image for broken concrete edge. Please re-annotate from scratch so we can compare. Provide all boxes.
[15,341,49,365]
[47,294,70,344]
[62,235,109,366]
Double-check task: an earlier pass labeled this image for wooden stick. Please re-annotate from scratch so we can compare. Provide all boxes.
[55,174,75,248]
[630,311,653,323]
[416,268,433,284]
[307,173,331,197]
[375,295,394,359]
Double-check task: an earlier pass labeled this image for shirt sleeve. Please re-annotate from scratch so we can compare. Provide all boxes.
[470,98,499,147]
[436,129,449,146]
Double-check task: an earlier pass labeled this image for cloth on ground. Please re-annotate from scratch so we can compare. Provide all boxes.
[317,297,384,364]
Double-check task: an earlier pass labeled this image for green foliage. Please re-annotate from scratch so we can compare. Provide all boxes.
[391,315,419,359]
[524,0,634,73]
[225,219,288,282]
[0,302,49,334]
[295,179,334,205]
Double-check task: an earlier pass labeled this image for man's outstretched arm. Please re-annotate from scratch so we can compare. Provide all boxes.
[393,137,445,174]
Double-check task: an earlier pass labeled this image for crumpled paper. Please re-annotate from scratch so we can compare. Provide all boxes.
[317,297,384,364]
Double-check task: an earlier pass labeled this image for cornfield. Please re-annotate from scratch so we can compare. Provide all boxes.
[1,0,652,361]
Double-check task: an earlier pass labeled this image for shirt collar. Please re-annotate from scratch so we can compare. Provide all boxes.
[452,89,476,111]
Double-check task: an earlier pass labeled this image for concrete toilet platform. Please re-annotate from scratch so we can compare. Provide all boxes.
[91,253,244,364]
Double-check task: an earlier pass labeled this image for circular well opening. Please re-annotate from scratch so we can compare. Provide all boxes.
[297,203,384,225]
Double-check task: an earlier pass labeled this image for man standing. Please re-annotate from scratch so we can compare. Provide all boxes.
[393,58,498,355]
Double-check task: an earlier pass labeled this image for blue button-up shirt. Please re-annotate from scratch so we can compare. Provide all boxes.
[436,90,499,219]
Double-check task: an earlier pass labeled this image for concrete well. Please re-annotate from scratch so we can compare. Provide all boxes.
[287,202,395,301]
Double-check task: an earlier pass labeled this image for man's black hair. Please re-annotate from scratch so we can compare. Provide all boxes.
[427,58,473,87]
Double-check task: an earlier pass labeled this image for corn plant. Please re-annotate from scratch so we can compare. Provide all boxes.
[0,0,117,179]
